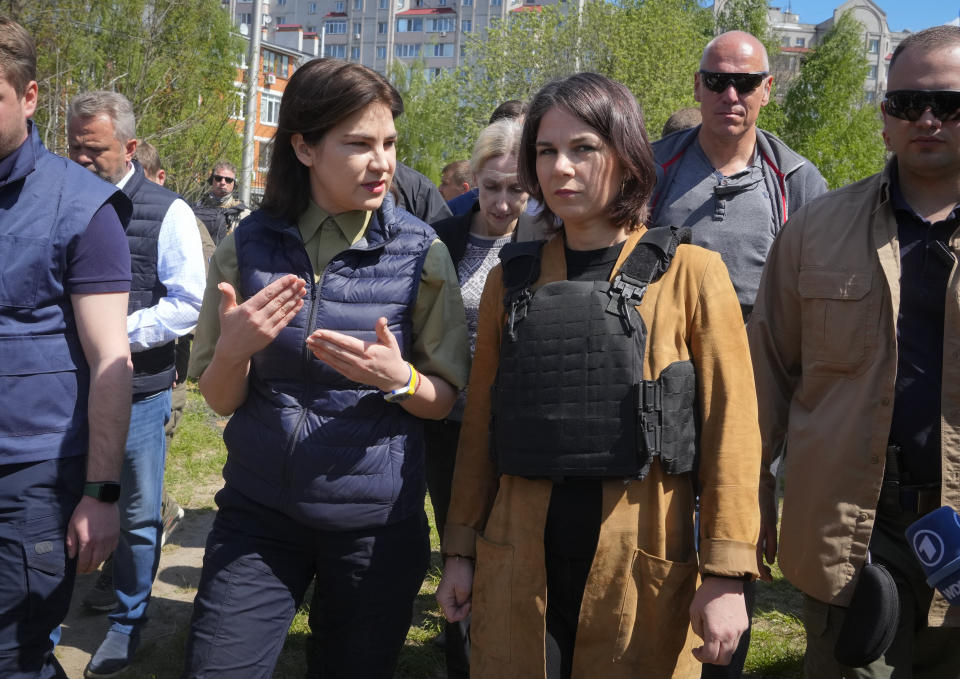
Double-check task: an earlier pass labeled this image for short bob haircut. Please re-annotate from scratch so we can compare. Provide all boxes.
[261,59,403,222]
[518,72,656,231]
[470,118,523,177]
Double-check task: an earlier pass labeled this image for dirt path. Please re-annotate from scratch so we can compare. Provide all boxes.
[55,508,215,678]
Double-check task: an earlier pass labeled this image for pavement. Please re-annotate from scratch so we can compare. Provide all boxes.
[55,508,215,679]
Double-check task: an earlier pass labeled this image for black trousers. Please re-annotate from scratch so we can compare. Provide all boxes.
[182,486,429,679]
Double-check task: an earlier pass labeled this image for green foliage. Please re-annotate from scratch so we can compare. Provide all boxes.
[715,0,781,60]
[8,0,244,200]
[782,12,885,188]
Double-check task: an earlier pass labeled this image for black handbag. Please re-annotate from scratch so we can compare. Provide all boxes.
[833,557,900,668]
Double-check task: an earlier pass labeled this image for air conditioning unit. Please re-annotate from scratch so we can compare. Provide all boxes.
[440,30,448,37]
[265,73,277,84]
[354,32,361,39]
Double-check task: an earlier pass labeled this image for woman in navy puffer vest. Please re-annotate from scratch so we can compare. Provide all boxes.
[182,59,470,679]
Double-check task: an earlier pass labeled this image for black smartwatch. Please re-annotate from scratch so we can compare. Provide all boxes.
[83,481,121,503]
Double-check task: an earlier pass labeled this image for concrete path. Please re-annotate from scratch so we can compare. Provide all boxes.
[55,508,215,678]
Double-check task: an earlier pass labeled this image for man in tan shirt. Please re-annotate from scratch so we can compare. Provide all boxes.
[749,25,960,677]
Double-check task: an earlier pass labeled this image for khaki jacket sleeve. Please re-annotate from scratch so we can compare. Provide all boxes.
[692,252,762,578]
[746,216,803,534]
[442,264,506,558]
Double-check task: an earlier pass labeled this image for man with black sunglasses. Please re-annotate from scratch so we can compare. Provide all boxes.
[195,159,250,244]
[750,25,960,677]
[651,30,827,321]
[650,30,826,679]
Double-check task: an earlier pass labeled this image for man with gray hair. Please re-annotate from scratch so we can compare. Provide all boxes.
[67,90,205,678]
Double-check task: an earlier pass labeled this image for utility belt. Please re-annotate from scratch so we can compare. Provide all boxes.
[880,443,940,516]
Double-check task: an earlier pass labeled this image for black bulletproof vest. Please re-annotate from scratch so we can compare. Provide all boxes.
[492,227,699,480]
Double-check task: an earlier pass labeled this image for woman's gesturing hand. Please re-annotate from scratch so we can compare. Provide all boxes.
[216,274,307,365]
[437,556,475,622]
[306,316,411,392]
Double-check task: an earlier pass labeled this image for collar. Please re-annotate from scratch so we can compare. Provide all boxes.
[115,163,135,189]
[888,159,960,226]
[298,199,371,245]
[0,120,37,188]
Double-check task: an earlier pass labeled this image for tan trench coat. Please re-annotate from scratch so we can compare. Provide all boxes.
[443,229,762,678]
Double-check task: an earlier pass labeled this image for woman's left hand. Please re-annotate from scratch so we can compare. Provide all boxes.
[306,316,411,391]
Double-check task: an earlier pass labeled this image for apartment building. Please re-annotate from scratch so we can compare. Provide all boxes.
[757,0,912,101]
[228,0,562,76]
[231,27,319,197]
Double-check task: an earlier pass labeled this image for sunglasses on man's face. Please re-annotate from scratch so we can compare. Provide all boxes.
[882,90,960,123]
[698,70,769,95]
[212,174,235,184]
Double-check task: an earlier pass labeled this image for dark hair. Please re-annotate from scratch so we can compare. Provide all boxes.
[0,16,36,98]
[890,25,960,72]
[261,59,403,222]
[489,99,527,124]
[518,72,656,232]
[662,107,702,138]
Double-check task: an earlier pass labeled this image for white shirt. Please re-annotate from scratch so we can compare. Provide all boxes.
[117,164,205,352]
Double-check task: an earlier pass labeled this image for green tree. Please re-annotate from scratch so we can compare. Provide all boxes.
[8,0,243,199]
[715,0,781,59]
[782,12,885,188]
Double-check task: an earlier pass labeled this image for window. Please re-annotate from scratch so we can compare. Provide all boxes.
[351,46,361,59]
[335,1,344,10]
[231,89,245,119]
[378,22,387,33]
[307,24,316,32]
[308,2,317,14]
[395,43,421,57]
[275,0,286,5]
[239,12,252,24]
[396,18,423,31]
[324,44,347,58]
[257,140,272,171]
[868,65,878,79]
[462,0,472,6]
[353,0,363,9]
[794,37,805,47]
[461,19,471,32]
[425,67,442,82]
[432,42,454,57]
[260,93,281,125]
[379,0,388,8]
[866,91,876,103]
[490,0,501,6]
[377,46,386,59]
[275,15,286,23]
[781,36,790,47]
[262,51,290,76]
[327,20,347,33]
[427,17,454,32]
[353,21,362,34]
[439,0,447,4]
[868,38,879,54]
[460,44,466,58]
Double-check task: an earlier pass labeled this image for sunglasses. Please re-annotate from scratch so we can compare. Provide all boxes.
[883,90,960,122]
[212,174,235,184]
[698,70,769,94]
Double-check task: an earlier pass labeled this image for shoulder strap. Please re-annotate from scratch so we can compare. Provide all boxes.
[499,240,545,342]
[606,226,691,332]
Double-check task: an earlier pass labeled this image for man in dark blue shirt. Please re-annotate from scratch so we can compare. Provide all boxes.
[0,17,133,679]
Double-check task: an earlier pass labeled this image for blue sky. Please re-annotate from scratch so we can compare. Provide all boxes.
[764,0,959,33]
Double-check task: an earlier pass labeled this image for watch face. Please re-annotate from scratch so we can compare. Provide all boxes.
[99,482,121,503]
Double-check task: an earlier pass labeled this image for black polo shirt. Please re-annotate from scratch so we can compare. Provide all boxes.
[889,165,960,486]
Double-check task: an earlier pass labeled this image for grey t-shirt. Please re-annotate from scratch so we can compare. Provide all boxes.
[655,139,776,307]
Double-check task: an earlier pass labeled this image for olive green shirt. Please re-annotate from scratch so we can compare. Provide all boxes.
[188,201,470,390]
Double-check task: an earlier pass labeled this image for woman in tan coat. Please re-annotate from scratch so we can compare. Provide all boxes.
[436,72,762,679]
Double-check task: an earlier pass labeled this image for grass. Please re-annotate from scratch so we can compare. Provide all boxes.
[157,385,804,678]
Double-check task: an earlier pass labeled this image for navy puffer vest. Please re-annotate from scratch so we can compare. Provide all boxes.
[223,195,436,531]
[0,124,131,464]
[121,161,178,395]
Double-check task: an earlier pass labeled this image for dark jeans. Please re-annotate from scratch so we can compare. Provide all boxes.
[700,580,755,679]
[182,486,430,679]
[0,456,84,679]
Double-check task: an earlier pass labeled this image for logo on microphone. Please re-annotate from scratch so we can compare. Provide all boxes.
[912,530,945,568]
